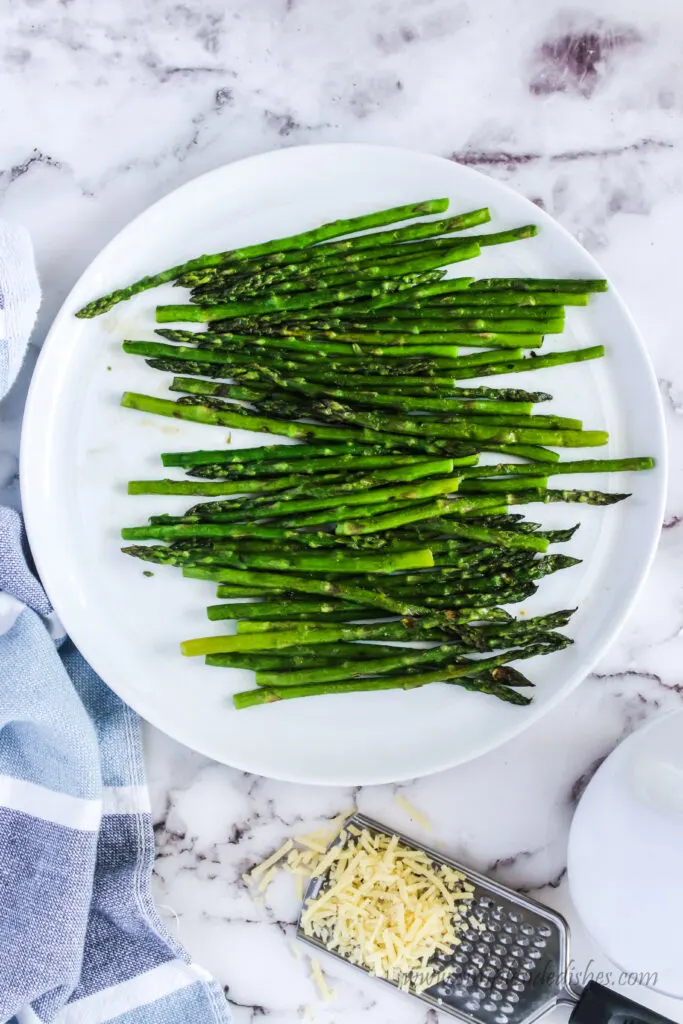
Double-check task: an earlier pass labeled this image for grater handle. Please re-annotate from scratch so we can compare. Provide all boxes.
[569,981,677,1024]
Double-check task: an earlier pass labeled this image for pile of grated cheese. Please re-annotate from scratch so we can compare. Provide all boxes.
[244,815,476,997]
[300,826,475,993]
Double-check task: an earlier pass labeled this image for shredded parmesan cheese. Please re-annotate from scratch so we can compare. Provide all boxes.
[300,828,473,994]
[248,839,293,879]
[257,865,279,892]
[294,835,329,854]
[395,794,432,832]
[244,816,474,999]
[310,958,335,1001]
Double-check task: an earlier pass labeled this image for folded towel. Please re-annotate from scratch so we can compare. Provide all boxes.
[0,222,230,1024]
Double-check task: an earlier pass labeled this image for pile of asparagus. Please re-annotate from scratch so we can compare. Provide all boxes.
[76,198,655,710]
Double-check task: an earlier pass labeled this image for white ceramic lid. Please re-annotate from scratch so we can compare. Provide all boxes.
[568,710,683,999]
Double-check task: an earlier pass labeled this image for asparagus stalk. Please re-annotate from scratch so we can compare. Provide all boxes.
[237,605,513,633]
[190,208,490,292]
[176,483,617,534]
[209,226,534,306]
[190,330,471,358]
[254,639,553,688]
[144,346,439,379]
[459,476,548,493]
[232,608,563,635]
[459,225,538,247]
[202,245,479,299]
[173,531,397,552]
[170,564,517,625]
[427,291,589,307]
[182,610,572,655]
[232,366,552,401]
[127,474,305,496]
[311,399,608,447]
[295,277,474,314]
[122,543,433,575]
[271,291,585,323]
[208,599,378,621]
[469,278,607,293]
[447,413,581,430]
[202,474,464,518]
[155,257,479,323]
[121,477,463,535]
[258,328,544,349]
[233,673,528,709]
[205,643,416,670]
[127,456,454,497]
[76,198,451,317]
[434,345,605,379]
[161,441,416,469]
[186,241,444,294]
[190,333,473,359]
[337,503,550,546]
[196,494,505,530]
[463,456,655,478]
[197,254,476,308]
[189,451,478,480]
[301,306,565,326]
[127,339,365,368]
[171,374,536,418]
[121,391,458,451]
[209,582,535,619]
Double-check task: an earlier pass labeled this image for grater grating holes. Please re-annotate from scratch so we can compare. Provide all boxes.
[297,815,572,1024]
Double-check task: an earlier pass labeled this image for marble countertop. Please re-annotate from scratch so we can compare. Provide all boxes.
[3,0,683,1020]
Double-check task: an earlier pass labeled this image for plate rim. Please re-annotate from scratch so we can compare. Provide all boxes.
[20,142,668,784]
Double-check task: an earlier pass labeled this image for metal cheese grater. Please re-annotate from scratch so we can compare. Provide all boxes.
[297,813,675,1024]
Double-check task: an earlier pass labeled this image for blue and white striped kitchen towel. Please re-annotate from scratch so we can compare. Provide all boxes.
[0,222,231,1024]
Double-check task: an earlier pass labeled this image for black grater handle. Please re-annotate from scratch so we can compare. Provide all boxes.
[569,981,677,1024]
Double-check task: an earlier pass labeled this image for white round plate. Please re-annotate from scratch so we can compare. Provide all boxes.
[21,144,666,785]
